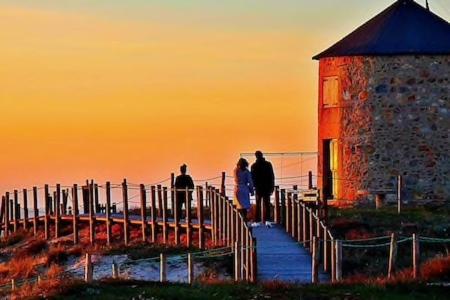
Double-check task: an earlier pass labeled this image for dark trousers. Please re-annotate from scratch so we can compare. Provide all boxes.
[255,194,271,223]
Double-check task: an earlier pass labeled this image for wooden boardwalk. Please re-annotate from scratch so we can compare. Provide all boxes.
[253,224,329,283]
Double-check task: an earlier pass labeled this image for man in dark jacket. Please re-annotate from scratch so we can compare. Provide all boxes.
[251,151,275,223]
[175,164,195,219]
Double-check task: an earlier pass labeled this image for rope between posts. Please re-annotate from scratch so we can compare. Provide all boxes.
[342,236,391,243]
[419,237,450,243]
[342,237,412,248]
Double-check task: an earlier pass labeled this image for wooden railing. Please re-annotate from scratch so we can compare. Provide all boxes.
[0,180,215,248]
[0,176,255,283]
[272,186,335,283]
[207,186,256,283]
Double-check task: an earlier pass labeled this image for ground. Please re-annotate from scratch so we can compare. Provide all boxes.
[52,280,450,300]
[327,205,450,278]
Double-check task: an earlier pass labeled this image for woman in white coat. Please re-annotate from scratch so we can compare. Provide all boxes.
[233,158,254,220]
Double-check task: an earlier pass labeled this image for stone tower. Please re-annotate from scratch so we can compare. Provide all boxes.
[314,0,450,203]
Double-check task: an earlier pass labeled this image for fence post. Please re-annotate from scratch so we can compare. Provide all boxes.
[292,186,298,239]
[105,182,111,246]
[44,186,49,240]
[150,186,157,243]
[412,233,420,279]
[312,236,319,284]
[224,197,231,246]
[4,193,9,237]
[173,186,180,245]
[274,186,280,224]
[55,184,61,238]
[232,205,238,248]
[188,253,194,284]
[140,184,147,242]
[303,204,308,248]
[157,184,163,218]
[211,190,216,245]
[323,224,329,272]
[0,196,5,237]
[170,173,175,217]
[186,187,192,247]
[112,261,119,279]
[397,175,402,215]
[221,172,226,197]
[217,193,222,244]
[285,192,291,234]
[197,186,205,249]
[63,189,69,215]
[280,189,286,226]
[11,279,16,291]
[160,253,167,283]
[162,187,168,244]
[88,181,95,244]
[222,196,227,245]
[234,241,241,282]
[22,189,28,230]
[388,233,398,279]
[84,253,93,283]
[94,184,99,214]
[297,201,303,243]
[309,209,314,251]
[331,238,336,283]
[308,171,313,190]
[13,190,18,232]
[73,184,79,245]
[335,240,342,282]
[122,179,129,246]
[32,187,38,236]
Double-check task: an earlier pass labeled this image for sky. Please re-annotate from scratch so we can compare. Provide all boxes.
[1,0,449,191]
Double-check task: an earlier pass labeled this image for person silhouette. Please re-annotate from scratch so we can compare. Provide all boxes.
[233,158,254,220]
[251,151,275,224]
[174,164,194,219]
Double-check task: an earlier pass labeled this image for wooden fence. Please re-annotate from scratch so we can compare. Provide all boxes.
[0,174,255,283]
[207,186,256,283]
[271,186,335,283]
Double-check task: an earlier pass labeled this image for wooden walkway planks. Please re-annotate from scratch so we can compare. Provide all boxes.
[253,224,329,283]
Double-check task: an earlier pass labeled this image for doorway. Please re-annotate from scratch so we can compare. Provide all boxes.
[323,139,338,200]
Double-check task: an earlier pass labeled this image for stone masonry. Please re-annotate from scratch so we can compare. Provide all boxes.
[318,55,450,202]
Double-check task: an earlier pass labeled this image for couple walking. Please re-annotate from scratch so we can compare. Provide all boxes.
[233,151,275,223]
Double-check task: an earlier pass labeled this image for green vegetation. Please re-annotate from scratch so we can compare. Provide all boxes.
[52,280,450,300]
[328,206,450,239]
[327,206,450,278]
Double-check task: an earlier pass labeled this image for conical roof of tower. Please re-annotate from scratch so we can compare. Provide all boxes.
[313,0,450,60]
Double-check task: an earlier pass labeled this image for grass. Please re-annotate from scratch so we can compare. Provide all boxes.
[328,206,450,239]
[327,206,450,278]
[0,230,29,248]
[46,280,450,300]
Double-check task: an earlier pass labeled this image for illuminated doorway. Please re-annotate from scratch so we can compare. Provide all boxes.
[323,139,338,199]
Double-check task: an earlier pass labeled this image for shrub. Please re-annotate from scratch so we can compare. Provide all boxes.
[0,230,28,248]
[45,246,68,266]
[421,255,450,280]
[15,238,47,258]
[0,256,38,281]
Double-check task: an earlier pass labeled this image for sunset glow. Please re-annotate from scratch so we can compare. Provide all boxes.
[1,0,447,191]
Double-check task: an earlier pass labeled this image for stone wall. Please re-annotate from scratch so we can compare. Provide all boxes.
[318,55,450,202]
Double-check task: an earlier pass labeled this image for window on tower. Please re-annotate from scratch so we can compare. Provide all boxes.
[322,76,339,107]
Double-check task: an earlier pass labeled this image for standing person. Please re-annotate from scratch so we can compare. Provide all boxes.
[251,151,275,224]
[233,158,254,220]
[175,164,195,219]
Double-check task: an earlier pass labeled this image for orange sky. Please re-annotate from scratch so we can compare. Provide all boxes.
[1,1,446,191]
